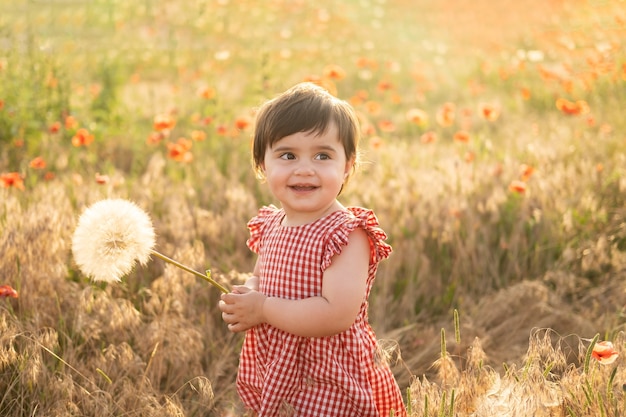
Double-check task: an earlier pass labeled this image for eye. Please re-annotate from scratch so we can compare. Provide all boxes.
[315,153,331,160]
[279,152,296,160]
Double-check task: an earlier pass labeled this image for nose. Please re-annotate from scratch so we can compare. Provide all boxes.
[293,160,315,176]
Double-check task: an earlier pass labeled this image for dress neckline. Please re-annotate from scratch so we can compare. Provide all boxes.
[279,208,348,229]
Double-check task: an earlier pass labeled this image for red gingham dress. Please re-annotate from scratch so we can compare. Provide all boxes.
[237,205,407,417]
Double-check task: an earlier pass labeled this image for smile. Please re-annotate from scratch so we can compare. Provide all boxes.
[289,185,318,191]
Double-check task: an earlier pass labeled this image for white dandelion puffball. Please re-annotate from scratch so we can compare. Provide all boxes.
[72,199,156,282]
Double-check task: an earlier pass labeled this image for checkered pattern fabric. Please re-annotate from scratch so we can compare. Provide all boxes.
[237,206,407,417]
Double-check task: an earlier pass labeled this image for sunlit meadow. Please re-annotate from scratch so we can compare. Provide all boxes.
[1,0,626,415]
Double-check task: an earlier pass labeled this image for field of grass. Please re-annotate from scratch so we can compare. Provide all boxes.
[1,0,626,415]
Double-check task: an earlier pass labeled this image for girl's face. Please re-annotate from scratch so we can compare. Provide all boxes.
[262,122,353,226]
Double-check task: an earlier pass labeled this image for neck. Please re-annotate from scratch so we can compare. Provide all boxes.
[282,200,345,227]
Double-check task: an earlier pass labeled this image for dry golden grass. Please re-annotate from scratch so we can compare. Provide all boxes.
[2,153,625,415]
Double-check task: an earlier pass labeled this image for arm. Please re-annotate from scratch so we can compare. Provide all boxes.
[239,260,261,291]
[219,228,370,337]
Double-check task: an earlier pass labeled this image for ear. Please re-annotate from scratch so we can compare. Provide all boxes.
[344,156,355,178]
[255,161,267,181]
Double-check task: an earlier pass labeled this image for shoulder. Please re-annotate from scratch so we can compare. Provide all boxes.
[246,205,283,252]
[247,205,283,230]
[321,207,392,270]
[328,207,387,236]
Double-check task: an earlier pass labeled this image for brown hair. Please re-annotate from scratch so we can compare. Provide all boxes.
[252,82,360,183]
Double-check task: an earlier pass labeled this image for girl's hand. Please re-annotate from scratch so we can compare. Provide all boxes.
[219,285,267,333]
[243,275,259,291]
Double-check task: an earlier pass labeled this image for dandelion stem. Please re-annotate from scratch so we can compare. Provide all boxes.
[150,250,229,293]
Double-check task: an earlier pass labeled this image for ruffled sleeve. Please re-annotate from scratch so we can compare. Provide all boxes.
[246,205,281,253]
[321,207,392,271]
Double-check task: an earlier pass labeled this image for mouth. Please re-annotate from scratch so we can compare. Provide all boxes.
[289,184,318,192]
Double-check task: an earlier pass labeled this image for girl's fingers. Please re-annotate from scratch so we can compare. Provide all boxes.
[232,285,251,294]
[218,299,230,312]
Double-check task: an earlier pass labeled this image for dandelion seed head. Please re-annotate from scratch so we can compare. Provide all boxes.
[72,199,156,282]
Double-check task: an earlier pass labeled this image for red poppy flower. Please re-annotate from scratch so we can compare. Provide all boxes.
[200,116,214,126]
[49,121,61,134]
[0,284,18,298]
[323,64,346,80]
[349,90,369,106]
[191,130,206,141]
[71,128,94,147]
[146,132,165,145]
[0,172,24,190]
[198,86,216,100]
[509,180,527,194]
[376,80,394,92]
[377,120,396,133]
[355,57,377,69]
[365,101,381,116]
[436,102,456,127]
[406,108,428,126]
[65,115,78,130]
[453,130,470,143]
[556,98,590,116]
[420,131,437,144]
[95,173,110,184]
[167,138,193,162]
[29,156,46,170]
[216,125,228,136]
[479,103,500,121]
[153,114,176,131]
[519,164,534,181]
[369,136,384,150]
[592,341,619,365]
[235,116,251,131]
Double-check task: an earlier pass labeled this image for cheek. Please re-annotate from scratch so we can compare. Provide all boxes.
[263,164,287,183]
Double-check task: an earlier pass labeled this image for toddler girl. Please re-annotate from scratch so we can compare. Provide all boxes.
[219,82,406,417]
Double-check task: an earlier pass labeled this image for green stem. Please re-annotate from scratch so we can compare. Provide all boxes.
[584,333,599,375]
[150,250,229,294]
